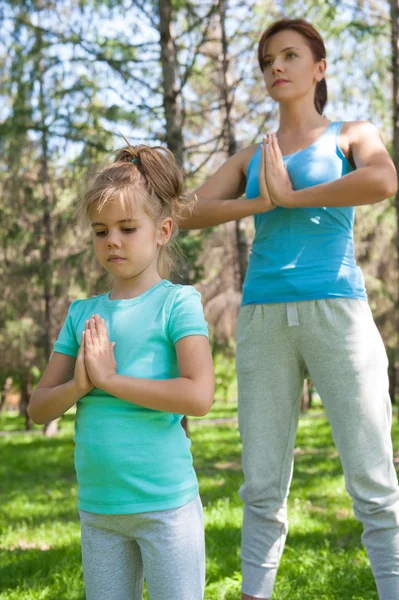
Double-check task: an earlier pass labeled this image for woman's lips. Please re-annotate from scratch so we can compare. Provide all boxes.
[273,79,289,86]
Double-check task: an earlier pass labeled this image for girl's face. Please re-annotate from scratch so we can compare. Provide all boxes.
[260,30,326,106]
[89,196,172,282]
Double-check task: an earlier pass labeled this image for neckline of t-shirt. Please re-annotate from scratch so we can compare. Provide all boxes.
[276,121,338,159]
[103,279,169,307]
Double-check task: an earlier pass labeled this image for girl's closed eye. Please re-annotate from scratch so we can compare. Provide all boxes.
[121,228,136,233]
[94,230,107,237]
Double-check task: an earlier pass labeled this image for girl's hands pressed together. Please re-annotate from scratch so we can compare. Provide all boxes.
[264,133,295,208]
[74,332,94,395]
[84,315,117,389]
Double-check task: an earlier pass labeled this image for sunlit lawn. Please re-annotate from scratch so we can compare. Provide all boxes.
[1,401,399,599]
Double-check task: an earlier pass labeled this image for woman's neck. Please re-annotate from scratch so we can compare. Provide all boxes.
[277,100,327,135]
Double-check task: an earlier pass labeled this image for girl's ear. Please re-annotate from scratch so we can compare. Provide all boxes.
[157,217,173,246]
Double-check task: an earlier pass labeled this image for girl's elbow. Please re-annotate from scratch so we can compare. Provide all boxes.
[28,397,47,425]
[194,386,215,417]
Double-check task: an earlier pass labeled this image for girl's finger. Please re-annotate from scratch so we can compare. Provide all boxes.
[96,315,108,340]
[85,327,93,349]
[76,331,85,362]
[89,317,98,341]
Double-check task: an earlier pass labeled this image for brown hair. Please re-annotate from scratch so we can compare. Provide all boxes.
[258,18,327,115]
[79,144,194,279]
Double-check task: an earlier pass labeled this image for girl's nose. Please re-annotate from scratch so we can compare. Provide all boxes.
[107,232,121,247]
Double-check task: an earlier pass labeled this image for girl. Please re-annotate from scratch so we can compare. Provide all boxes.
[29,144,215,600]
[180,17,399,600]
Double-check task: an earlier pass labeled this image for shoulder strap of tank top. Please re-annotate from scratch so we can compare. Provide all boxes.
[327,121,344,145]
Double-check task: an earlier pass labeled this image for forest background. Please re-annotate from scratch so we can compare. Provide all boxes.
[0,0,398,423]
[1,1,399,599]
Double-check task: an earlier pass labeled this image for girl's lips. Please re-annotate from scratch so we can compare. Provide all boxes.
[108,257,125,262]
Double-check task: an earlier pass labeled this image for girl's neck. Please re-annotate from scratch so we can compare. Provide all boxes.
[110,270,162,300]
[277,99,328,136]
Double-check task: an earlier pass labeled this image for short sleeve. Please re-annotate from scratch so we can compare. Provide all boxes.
[53,300,81,358]
[168,286,209,344]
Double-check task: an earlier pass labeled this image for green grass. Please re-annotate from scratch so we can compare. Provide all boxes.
[1,402,398,599]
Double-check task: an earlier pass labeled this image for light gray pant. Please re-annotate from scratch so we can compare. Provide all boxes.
[236,299,399,599]
[79,495,205,600]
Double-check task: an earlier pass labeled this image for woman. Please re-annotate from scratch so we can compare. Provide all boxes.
[181,17,399,600]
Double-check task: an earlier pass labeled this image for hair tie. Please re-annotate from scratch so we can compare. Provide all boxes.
[131,157,140,164]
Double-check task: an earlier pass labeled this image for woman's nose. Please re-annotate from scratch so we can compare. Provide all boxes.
[272,59,283,74]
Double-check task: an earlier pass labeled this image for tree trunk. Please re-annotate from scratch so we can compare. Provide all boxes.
[157,0,189,436]
[20,371,33,430]
[158,0,184,166]
[301,379,311,412]
[36,40,58,436]
[391,0,399,410]
[218,0,248,290]
[0,377,13,412]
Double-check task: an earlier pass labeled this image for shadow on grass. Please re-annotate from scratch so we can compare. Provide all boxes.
[204,517,375,599]
[0,542,84,599]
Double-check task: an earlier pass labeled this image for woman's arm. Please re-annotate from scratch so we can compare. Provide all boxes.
[83,316,215,417]
[29,335,93,424]
[180,145,274,229]
[265,122,398,208]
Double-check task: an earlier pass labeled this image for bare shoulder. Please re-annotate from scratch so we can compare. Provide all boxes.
[194,142,260,200]
[239,143,261,174]
[341,121,381,145]
[339,121,383,167]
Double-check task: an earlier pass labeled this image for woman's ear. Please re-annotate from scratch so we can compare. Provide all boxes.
[315,58,327,82]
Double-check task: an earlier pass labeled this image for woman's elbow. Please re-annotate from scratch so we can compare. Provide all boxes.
[384,179,398,199]
[379,170,398,201]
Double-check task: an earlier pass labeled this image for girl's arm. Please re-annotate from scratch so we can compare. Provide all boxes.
[179,145,274,229]
[265,122,398,208]
[84,315,215,417]
[29,334,93,424]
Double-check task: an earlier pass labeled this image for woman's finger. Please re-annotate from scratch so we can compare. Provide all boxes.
[271,133,283,163]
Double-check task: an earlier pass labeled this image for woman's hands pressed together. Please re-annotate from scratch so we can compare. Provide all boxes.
[74,315,117,392]
[263,133,295,208]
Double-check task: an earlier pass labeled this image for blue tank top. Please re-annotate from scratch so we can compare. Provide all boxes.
[242,121,366,305]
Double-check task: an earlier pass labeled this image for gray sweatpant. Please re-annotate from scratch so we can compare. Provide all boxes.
[236,299,399,599]
[79,495,205,600]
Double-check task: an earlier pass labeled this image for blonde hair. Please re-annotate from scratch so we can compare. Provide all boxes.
[78,143,194,279]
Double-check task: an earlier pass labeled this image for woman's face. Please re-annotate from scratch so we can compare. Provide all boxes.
[260,30,326,105]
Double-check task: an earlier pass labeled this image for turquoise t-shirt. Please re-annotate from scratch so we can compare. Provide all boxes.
[54,280,209,514]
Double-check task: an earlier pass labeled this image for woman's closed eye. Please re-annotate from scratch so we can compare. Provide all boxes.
[262,58,273,69]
